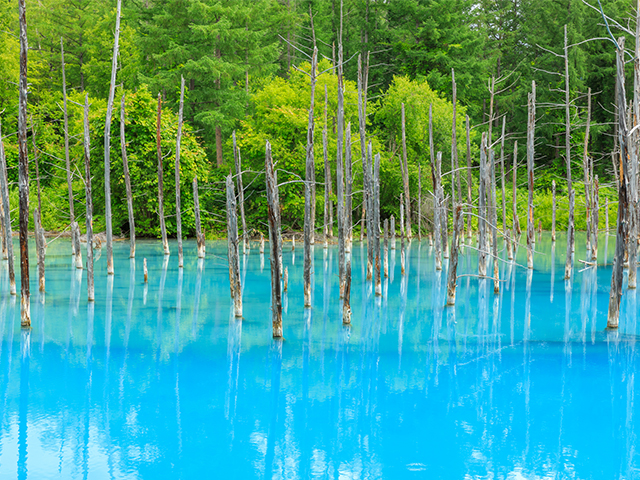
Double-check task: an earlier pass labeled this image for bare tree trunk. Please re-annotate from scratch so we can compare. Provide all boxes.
[72,221,82,269]
[343,259,351,324]
[488,76,495,148]
[401,103,411,238]
[156,94,169,255]
[479,135,488,277]
[18,0,30,327]
[446,206,463,305]
[491,150,500,294]
[103,0,121,276]
[323,84,332,246]
[193,176,206,258]
[384,218,389,277]
[527,83,536,270]
[175,77,185,267]
[435,152,443,271]
[592,176,599,261]
[584,88,592,253]
[303,47,318,307]
[391,216,396,250]
[83,94,94,302]
[34,208,45,292]
[552,180,557,242]
[418,164,422,240]
[630,12,640,289]
[120,95,135,258]
[265,141,283,337]
[400,226,405,275]
[233,131,248,255]
[61,38,75,257]
[500,116,507,235]
[366,142,373,279]
[564,26,575,279]
[337,42,346,298]
[226,174,242,318]
[606,198,610,233]
[511,144,522,242]
[345,122,352,253]
[143,258,148,283]
[451,69,460,206]
[608,37,630,329]
[32,128,42,222]
[358,52,369,244]
[0,123,15,295]
[466,114,473,239]
[374,153,381,296]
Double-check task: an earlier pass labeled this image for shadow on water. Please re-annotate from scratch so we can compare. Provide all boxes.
[0,234,639,478]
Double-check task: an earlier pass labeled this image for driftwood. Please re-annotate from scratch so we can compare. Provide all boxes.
[18,0,30,326]
[61,38,76,257]
[121,95,135,258]
[226,174,242,318]
[446,206,464,305]
[83,94,95,302]
[0,122,16,295]
[103,0,121,276]
[265,141,283,338]
[608,37,630,329]
[526,83,536,270]
[193,176,206,258]
[175,77,185,267]
[303,47,318,307]
[156,94,169,256]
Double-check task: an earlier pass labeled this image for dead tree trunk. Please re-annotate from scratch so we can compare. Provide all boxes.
[345,122,352,253]
[384,218,389,277]
[478,135,488,277]
[0,122,15,295]
[391,216,396,250]
[400,225,406,275]
[401,103,411,238]
[121,95,135,258]
[527,83,536,270]
[418,164,422,240]
[366,142,374,279]
[584,88,592,254]
[564,26,574,279]
[512,141,521,235]
[303,47,318,307]
[233,131,248,255]
[608,37,630,329]
[446,206,464,305]
[83,94,95,303]
[343,259,352,324]
[606,198,610,233]
[323,84,332,245]
[265,141,283,338]
[193,176,206,258]
[72,221,82,269]
[630,13,640,289]
[34,208,44,292]
[466,114,473,239]
[103,0,121,276]
[226,174,242,318]
[337,42,346,298]
[358,53,369,245]
[499,116,507,236]
[156,94,169,255]
[491,150,500,294]
[32,128,42,224]
[175,76,185,268]
[591,176,599,260]
[61,38,75,257]
[435,152,443,271]
[451,69,461,207]
[552,180,557,242]
[18,0,30,327]
[374,152,381,296]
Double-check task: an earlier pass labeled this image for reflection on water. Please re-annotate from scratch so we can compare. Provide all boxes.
[0,234,639,478]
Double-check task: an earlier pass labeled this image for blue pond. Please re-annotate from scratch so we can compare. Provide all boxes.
[0,233,638,479]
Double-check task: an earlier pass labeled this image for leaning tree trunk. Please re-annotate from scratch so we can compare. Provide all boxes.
[156,94,169,255]
[265,141,283,338]
[121,95,135,258]
[608,37,630,329]
[175,76,185,267]
[103,0,121,276]
[18,0,30,327]
[0,122,15,295]
[83,94,95,302]
[233,130,248,255]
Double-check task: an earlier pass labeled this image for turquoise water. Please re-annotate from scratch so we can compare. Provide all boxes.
[0,234,638,479]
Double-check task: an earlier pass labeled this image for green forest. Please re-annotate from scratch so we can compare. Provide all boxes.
[0,0,634,238]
